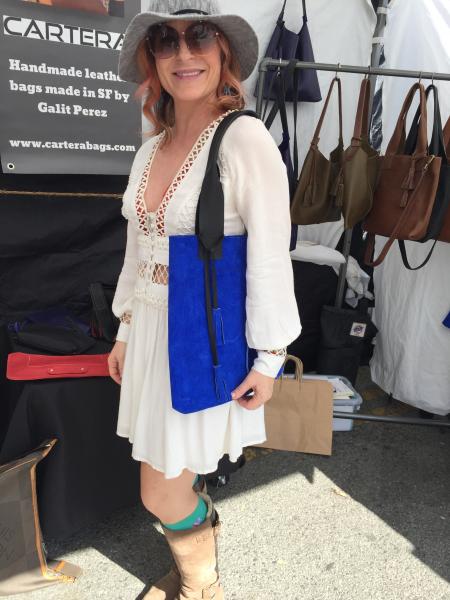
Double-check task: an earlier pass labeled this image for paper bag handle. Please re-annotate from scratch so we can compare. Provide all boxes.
[275,354,304,390]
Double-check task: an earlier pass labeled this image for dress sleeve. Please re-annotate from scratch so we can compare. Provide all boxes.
[221,116,301,377]
[111,137,154,342]
[111,219,139,343]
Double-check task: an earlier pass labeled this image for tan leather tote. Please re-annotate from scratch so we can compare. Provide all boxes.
[290,77,344,225]
[363,82,441,267]
[341,77,381,229]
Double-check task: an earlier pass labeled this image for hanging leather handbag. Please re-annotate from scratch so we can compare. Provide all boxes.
[397,85,450,270]
[363,82,441,267]
[168,110,260,414]
[6,352,111,380]
[290,76,344,225]
[254,0,321,103]
[341,77,381,229]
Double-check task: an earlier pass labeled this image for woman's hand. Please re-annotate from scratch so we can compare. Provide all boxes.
[231,369,275,410]
[108,340,127,385]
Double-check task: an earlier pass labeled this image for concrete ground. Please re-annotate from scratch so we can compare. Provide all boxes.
[5,367,450,600]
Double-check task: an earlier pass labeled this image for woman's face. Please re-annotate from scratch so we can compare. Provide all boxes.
[153,20,222,105]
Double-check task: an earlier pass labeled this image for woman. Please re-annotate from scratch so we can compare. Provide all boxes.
[108,1,301,598]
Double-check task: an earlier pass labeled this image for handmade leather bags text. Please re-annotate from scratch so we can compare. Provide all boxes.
[6,352,111,380]
[363,83,441,267]
[341,77,381,229]
[290,77,344,225]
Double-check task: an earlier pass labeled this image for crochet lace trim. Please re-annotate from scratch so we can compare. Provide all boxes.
[134,110,235,237]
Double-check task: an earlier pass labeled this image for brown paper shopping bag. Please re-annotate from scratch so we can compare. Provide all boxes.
[256,355,334,456]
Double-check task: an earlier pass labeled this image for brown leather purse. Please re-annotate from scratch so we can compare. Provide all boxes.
[290,77,344,225]
[363,83,442,267]
[341,77,381,229]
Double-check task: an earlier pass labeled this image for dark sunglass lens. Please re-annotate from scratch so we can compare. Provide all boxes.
[148,25,179,58]
[186,22,218,53]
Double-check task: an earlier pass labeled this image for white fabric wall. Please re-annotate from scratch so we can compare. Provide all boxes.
[370,0,450,414]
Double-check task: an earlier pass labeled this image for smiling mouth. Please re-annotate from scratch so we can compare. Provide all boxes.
[173,70,205,79]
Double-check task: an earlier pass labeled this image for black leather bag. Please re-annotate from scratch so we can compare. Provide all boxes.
[11,316,95,354]
[255,0,321,103]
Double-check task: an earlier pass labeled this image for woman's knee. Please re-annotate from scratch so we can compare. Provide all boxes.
[140,462,168,514]
[139,462,196,517]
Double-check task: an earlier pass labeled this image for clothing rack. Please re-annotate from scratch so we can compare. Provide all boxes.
[255,57,450,429]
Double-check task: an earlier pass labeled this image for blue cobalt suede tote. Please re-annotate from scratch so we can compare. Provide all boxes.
[168,110,259,414]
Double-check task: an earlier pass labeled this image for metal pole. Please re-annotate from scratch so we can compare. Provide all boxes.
[333,411,450,428]
[258,59,449,82]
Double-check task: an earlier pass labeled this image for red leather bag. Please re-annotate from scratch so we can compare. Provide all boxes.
[6,352,111,381]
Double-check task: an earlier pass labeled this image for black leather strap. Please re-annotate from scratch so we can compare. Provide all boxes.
[195,110,259,367]
[398,239,438,271]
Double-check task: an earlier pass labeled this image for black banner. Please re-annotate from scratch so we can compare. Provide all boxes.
[0,0,142,175]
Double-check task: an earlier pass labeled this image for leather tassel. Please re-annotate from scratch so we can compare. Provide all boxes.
[213,364,229,403]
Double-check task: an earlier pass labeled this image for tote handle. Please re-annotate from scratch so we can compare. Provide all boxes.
[387,82,428,158]
[311,76,343,149]
[352,77,371,141]
[405,84,447,161]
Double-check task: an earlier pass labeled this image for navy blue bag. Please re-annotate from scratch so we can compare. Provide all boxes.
[255,0,321,104]
[168,111,259,414]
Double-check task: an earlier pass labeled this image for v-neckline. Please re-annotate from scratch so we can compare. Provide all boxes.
[134,110,235,236]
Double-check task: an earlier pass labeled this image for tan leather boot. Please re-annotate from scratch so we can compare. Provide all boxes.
[162,492,224,600]
[143,478,208,600]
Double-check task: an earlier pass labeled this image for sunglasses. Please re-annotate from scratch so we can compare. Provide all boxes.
[146,21,220,59]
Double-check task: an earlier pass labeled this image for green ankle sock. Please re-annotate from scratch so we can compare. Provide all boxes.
[162,495,207,531]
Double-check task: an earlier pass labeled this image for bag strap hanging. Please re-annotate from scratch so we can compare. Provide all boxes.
[302,0,307,20]
[405,85,447,161]
[276,0,289,25]
[386,82,428,158]
[310,76,343,150]
[195,110,259,373]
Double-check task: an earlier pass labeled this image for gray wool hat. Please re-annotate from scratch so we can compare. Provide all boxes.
[118,0,259,83]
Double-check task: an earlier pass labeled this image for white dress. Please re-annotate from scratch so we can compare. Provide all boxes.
[112,112,301,479]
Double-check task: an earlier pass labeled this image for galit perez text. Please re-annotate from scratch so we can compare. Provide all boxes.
[9,80,130,118]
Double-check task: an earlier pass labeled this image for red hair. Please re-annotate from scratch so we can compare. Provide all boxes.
[134,25,246,146]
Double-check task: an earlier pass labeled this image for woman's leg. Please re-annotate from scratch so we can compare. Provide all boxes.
[140,462,198,524]
[141,462,223,600]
